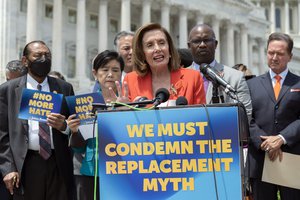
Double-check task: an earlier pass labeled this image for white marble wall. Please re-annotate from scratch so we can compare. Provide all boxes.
[3,0,299,89]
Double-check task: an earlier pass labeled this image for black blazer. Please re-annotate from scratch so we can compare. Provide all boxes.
[247,71,300,179]
[0,75,75,199]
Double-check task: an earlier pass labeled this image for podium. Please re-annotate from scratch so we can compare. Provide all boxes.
[97,104,248,200]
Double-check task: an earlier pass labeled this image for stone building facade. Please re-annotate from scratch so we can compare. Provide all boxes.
[0,0,299,91]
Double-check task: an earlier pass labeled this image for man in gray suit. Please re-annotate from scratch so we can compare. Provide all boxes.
[0,41,75,200]
[188,24,252,118]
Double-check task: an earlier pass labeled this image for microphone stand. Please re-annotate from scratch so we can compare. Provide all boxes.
[212,83,221,104]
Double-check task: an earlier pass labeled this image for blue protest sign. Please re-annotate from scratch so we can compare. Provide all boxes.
[66,92,105,125]
[18,88,63,122]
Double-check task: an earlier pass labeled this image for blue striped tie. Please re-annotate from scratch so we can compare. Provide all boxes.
[37,84,52,160]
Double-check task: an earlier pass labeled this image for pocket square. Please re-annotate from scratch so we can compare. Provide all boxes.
[290,88,300,92]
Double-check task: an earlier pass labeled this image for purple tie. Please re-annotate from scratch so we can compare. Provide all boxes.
[37,84,52,160]
[203,76,209,93]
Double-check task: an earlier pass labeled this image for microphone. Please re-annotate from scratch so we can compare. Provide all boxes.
[91,103,108,113]
[176,96,188,106]
[153,88,170,107]
[200,64,237,100]
[134,96,149,108]
[92,89,170,111]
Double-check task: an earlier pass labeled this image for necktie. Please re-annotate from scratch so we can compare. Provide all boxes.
[203,76,209,93]
[37,84,52,160]
[274,75,281,100]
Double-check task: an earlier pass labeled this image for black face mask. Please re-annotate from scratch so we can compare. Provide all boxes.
[28,56,51,78]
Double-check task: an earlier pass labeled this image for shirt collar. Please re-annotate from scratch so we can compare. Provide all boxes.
[192,60,216,71]
[27,74,48,90]
[269,68,288,81]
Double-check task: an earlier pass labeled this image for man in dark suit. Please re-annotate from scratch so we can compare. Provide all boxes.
[0,41,75,200]
[247,33,300,199]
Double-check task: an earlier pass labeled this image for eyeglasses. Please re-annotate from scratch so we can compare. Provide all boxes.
[189,38,215,45]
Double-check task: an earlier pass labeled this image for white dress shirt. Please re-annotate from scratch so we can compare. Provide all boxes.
[26,74,54,150]
[269,68,288,144]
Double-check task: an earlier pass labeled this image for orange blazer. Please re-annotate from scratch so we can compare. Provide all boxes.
[123,68,206,105]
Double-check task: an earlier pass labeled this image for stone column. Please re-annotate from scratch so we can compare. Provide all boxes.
[235,31,241,64]
[248,37,254,71]
[0,0,7,83]
[121,0,131,31]
[196,13,204,24]
[141,0,151,25]
[258,38,266,74]
[256,0,261,7]
[0,0,18,84]
[241,25,249,66]
[98,0,108,52]
[161,2,170,31]
[211,16,220,61]
[179,8,187,48]
[76,0,88,89]
[284,0,290,34]
[270,0,276,33]
[52,0,63,72]
[26,0,39,42]
[298,0,300,34]
[226,21,235,67]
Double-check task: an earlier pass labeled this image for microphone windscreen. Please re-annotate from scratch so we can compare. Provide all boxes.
[176,96,188,106]
[155,88,170,103]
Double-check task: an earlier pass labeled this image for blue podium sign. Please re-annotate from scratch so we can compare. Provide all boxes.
[97,106,242,200]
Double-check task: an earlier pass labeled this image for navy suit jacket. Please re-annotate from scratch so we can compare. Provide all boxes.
[0,75,74,199]
[247,71,300,179]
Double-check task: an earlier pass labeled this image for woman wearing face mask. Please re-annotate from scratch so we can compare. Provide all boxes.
[67,50,124,200]
[122,23,206,106]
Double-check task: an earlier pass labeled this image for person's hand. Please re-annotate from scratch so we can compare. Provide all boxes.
[47,113,66,131]
[66,114,80,133]
[108,81,130,103]
[3,172,19,195]
[260,135,284,152]
[267,148,283,162]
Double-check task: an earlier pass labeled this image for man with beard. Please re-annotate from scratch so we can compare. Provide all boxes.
[0,41,75,200]
[188,24,252,118]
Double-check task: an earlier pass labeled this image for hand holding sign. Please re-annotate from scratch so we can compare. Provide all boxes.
[66,92,105,125]
[18,88,63,122]
[47,113,67,131]
[66,114,80,133]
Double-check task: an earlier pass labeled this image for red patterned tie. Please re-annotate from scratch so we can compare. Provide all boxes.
[37,84,52,159]
[274,75,281,100]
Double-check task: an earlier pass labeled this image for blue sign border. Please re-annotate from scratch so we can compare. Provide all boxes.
[97,106,242,200]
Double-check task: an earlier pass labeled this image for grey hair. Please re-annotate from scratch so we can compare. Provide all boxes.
[6,60,27,75]
[113,31,134,51]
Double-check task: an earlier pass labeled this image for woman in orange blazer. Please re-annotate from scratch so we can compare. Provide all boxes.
[123,23,206,105]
